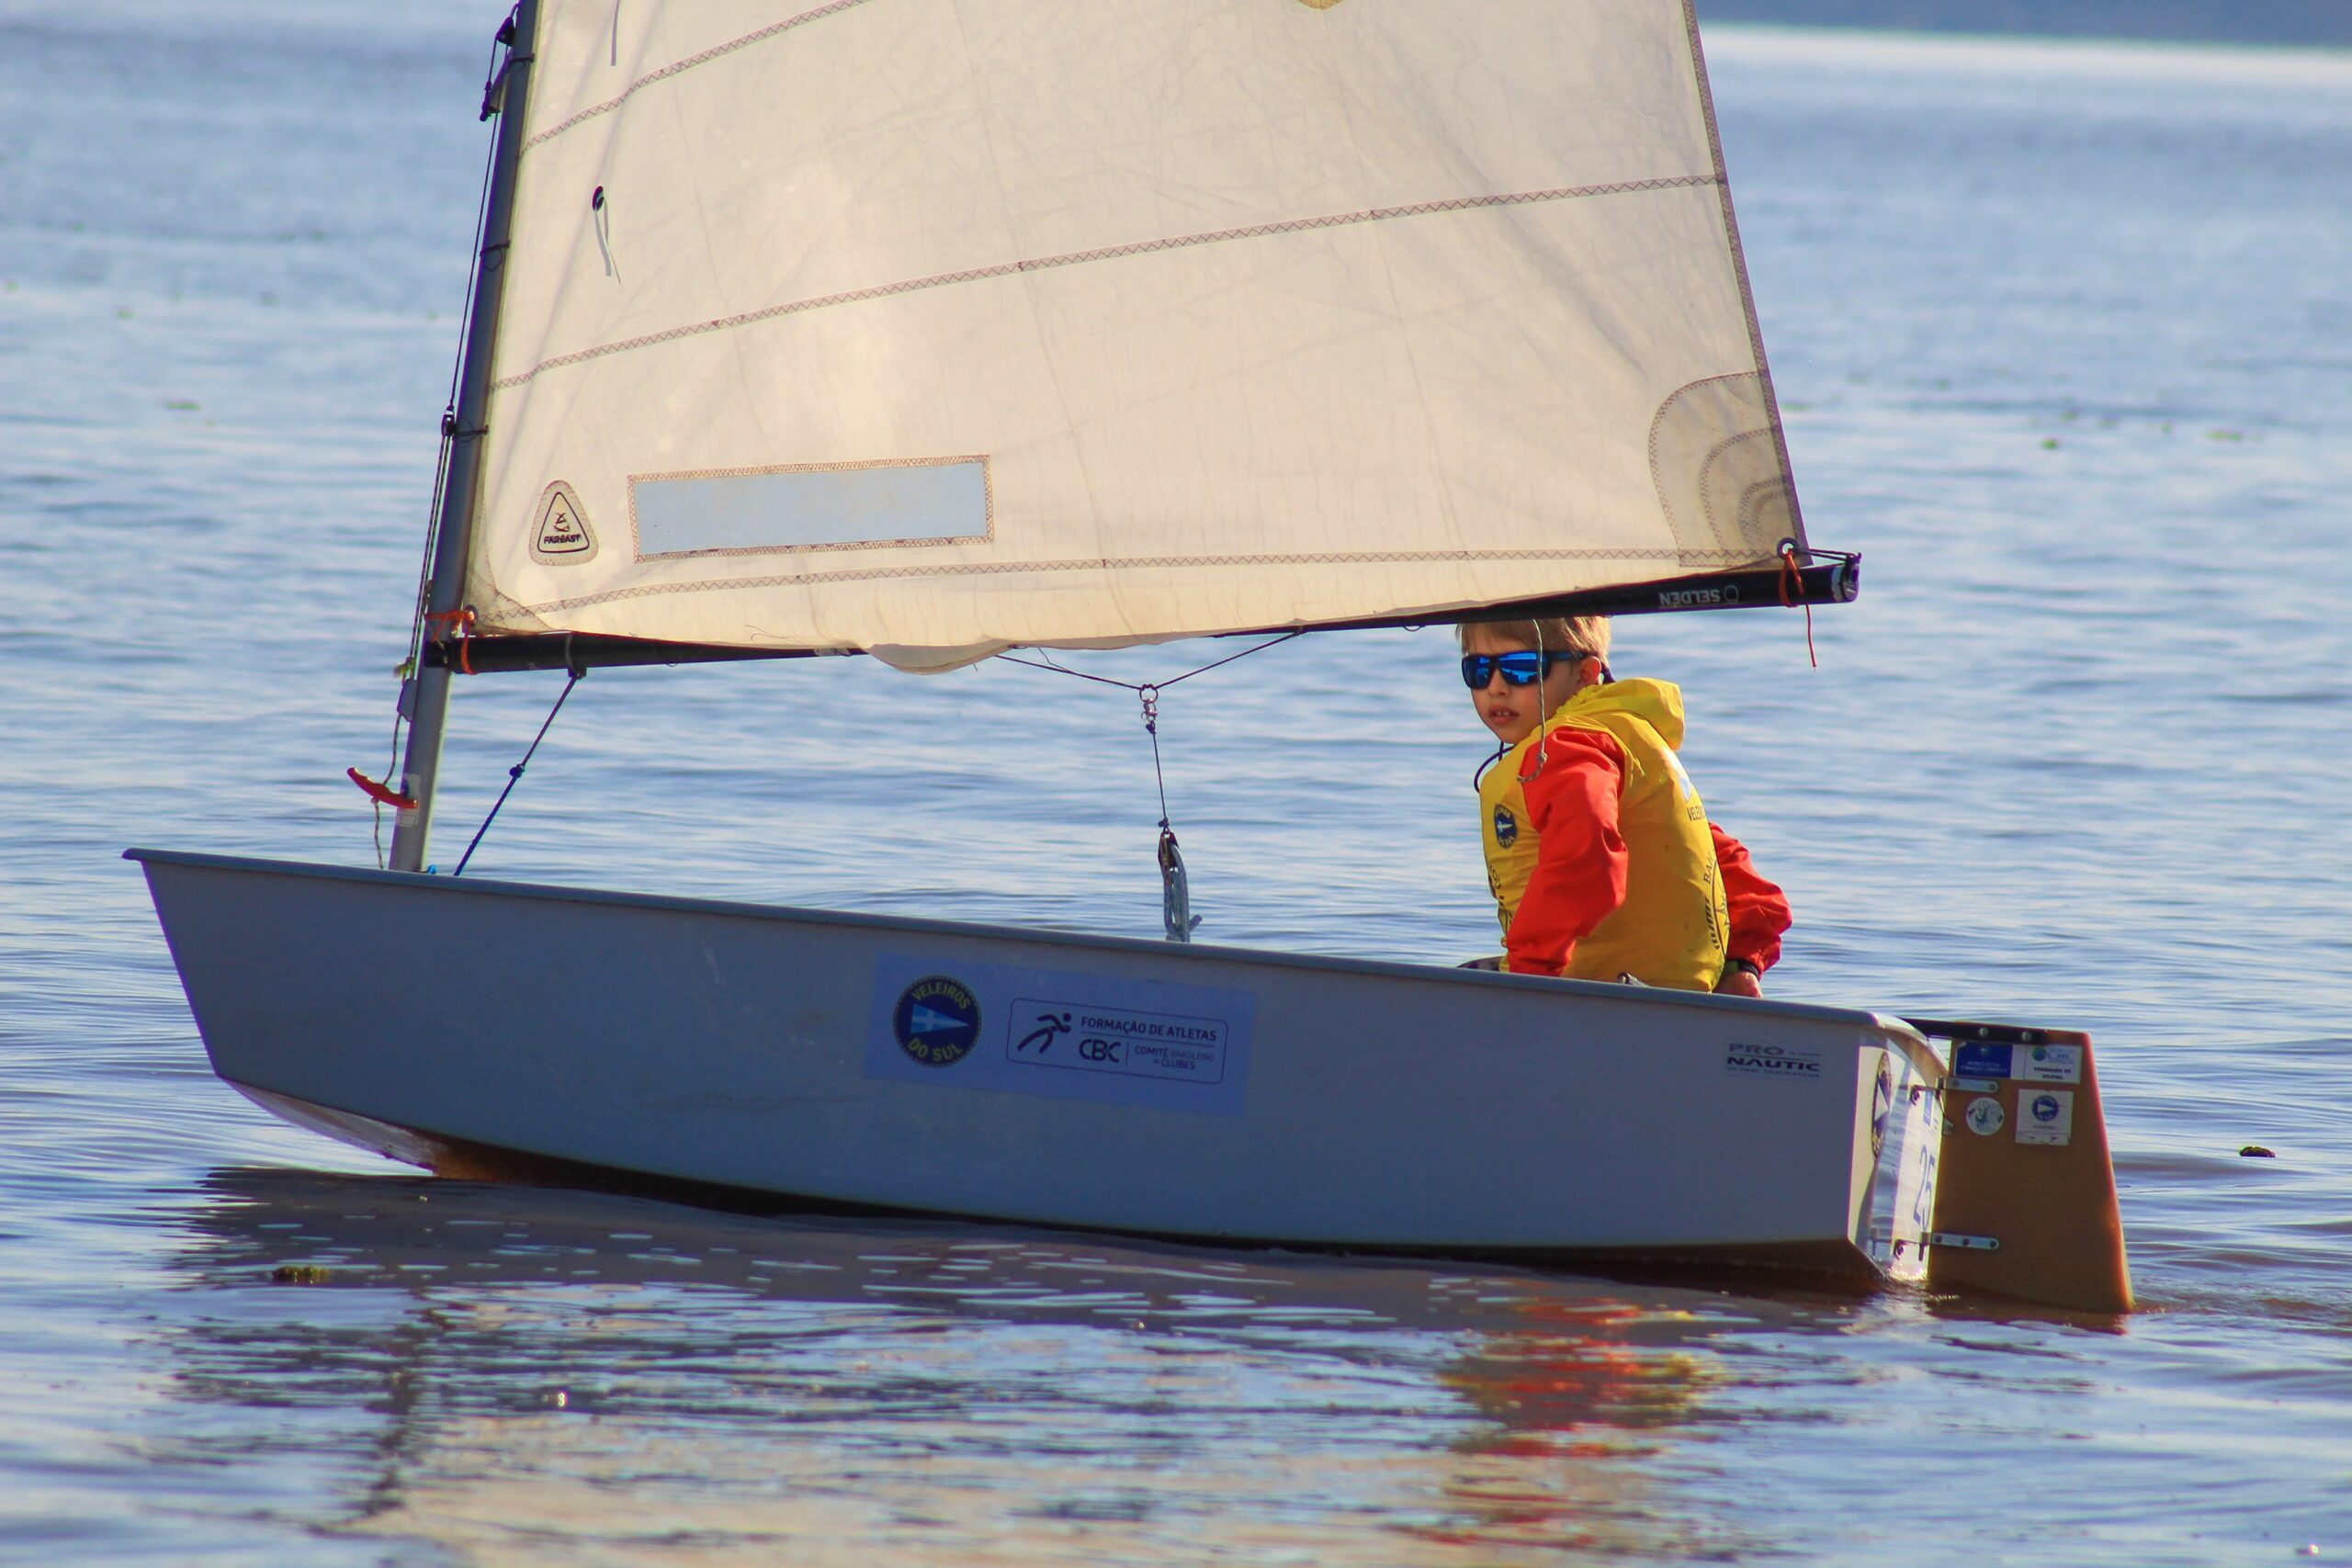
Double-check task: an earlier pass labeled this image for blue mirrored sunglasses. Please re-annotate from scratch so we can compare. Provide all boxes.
[1460,649,1586,689]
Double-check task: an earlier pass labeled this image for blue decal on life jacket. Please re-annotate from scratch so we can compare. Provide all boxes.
[1492,806,1518,847]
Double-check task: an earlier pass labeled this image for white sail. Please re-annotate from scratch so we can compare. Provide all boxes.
[466,0,1802,671]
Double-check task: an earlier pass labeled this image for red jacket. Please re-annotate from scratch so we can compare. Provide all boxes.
[1504,727,1791,979]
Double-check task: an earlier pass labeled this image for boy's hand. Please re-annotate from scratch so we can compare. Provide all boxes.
[1714,965,1763,998]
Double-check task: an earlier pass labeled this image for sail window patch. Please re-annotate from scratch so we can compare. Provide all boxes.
[630,457,990,559]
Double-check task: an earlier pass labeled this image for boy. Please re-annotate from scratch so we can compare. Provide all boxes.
[1464,615,1789,992]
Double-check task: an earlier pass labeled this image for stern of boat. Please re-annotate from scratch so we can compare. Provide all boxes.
[1854,1024,1943,1286]
[1909,1019,2133,1315]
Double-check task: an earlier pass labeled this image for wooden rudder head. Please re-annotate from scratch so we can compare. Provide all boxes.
[1920,1024,2133,1315]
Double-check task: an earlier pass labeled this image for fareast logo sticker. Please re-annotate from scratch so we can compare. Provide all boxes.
[530,479,597,564]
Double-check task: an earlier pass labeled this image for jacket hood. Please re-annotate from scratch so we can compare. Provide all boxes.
[1557,677,1686,750]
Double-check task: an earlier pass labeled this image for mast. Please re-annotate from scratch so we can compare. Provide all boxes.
[390,0,541,873]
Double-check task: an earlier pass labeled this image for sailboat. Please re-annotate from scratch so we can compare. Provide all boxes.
[131,0,2131,1313]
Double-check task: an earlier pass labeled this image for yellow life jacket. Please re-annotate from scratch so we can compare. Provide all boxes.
[1476,678,1728,990]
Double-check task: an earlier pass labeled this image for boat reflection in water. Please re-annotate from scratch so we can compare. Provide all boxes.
[1418,1298,1726,1557]
[158,1169,1813,1563]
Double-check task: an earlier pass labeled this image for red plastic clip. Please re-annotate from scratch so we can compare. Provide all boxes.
[348,767,417,810]
[424,606,479,675]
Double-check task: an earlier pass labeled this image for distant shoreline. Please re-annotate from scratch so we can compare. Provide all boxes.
[1691,1,2352,49]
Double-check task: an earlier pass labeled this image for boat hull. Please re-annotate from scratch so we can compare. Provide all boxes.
[130,850,1940,1285]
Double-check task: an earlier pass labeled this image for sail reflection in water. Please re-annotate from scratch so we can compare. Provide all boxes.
[159,1171,1785,1563]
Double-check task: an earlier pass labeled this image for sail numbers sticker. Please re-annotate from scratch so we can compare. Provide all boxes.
[530,479,598,563]
[892,976,980,1067]
[2018,1089,2075,1146]
[866,953,1253,1115]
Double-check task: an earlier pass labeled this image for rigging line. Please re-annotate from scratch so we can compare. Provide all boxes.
[447,19,506,415]
[1138,686,1170,829]
[994,627,1305,831]
[452,670,582,877]
[1524,617,1555,781]
[414,13,507,656]
[991,632,1301,941]
[993,653,1130,690]
[1776,541,1819,668]
[375,17,510,870]
[1159,629,1306,687]
[1136,684,1199,941]
[377,427,459,870]
[993,629,1304,695]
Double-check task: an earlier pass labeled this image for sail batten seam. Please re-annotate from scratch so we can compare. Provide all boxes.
[523,545,1755,615]
[524,0,883,151]
[489,175,1723,392]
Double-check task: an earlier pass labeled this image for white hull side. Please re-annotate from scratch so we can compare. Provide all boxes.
[133,851,1939,1278]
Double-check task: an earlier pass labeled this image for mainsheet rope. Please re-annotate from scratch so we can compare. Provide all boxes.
[995,631,1304,940]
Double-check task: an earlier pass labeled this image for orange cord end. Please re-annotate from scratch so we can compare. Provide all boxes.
[1777,546,1819,669]
[424,606,479,675]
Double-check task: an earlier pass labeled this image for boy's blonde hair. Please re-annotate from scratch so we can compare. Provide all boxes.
[1460,615,1611,661]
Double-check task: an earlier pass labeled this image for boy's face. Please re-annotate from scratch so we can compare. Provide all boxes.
[1463,625,1592,747]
